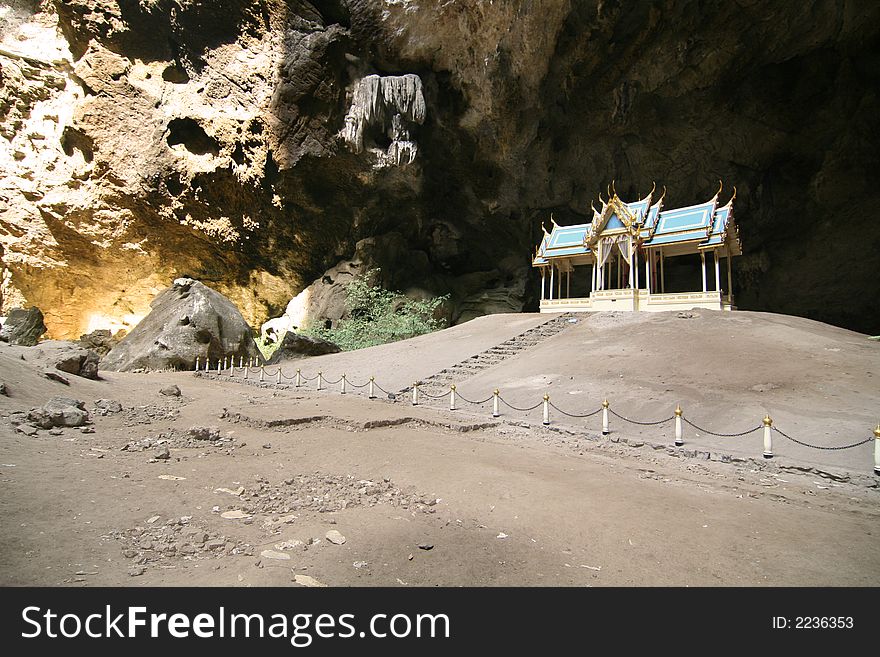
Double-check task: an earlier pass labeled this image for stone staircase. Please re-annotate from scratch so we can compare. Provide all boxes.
[405,313,581,395]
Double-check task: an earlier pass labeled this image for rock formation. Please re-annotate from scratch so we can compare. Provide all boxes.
[1,1,878,336]
[101,277,258,371]
[266,331,341,364]
[0,307,47,345]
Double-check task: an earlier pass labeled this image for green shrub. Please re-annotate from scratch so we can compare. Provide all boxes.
[304,270,448,351]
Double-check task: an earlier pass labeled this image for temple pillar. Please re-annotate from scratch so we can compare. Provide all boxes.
[714,250,721,293]
[645,250,652,294]
[540,268,545,301]
[727,248,734,304]
[660,249,665,293]
[549,265,554,300]
[701,251,707,293]
[566,269,570,298]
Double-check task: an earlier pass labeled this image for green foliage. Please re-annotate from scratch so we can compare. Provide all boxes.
[255,333,283,360]
[304,270,448,351]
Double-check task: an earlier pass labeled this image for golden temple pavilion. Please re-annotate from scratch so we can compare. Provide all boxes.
[533,183,742,313]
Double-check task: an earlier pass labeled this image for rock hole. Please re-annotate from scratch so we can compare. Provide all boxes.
[194,329,212,344]
[166,118,219,157]
[162,64,190,84]
[60,126,93,163]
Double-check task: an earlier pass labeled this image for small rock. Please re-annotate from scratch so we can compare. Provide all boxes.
[122,549,138,559]
[260,550,291,561]
[80,426,95,434]
[146,515,160,524]
[262,443,272,449]
[43,371,70,385]
[48,429,64,436]
[0,382,7,396]
[159,385,180,397]
[94,399,123,413]
[325,530,346,545]
[496,532,508,539]
[417,543,433,551]
[16,425,38,436]
[205,539,226,550]
[275,539,304,551]
[157,474,185,481]
[352,561,368,569]
[214,486,244,496]
[293,574,327,587]
[155,447,170,460]
[221,510,251,519]
[128,566,146,577]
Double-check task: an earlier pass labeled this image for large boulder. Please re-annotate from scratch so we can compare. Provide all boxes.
[0,307,47,346]
[101,278,259,371]
[78,329,122,357]
[28,341,100,379]
[267,331,341,364]
[28,397,89,428]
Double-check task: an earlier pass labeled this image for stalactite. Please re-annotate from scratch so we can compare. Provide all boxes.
[341,73,425,165]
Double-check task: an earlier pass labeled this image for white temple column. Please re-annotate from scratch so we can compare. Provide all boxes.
[540,268,545,301]
[557,266,562,298]
[714,250,721,293]
[549,265,554,300]
[634,245,639,290]
[628,239,635,289]
[727,248,733,304]
[566,269,570,298]
[591,261,596,293]
[701,251,707,293]
[660,249,665,293]
[645,250,652,294]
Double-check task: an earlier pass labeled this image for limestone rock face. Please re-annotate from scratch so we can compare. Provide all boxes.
[101,278,258,371]
[266,331,341,364]
[0,307,47,346]
[1,1,878,335]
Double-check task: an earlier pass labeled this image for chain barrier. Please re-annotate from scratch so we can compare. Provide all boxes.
[772,426,873,451]
[204,364,878,460]
[498,396,543,412]
[608,408,674,426]
[418,388,452,399]
[682,416,763,438]
[549,402,603,419]
[456,392,494,405]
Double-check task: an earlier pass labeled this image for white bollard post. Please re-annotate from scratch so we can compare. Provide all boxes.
[341,374,347,394]
[543,394,550,425]
[239,356,243,368]
[276,368,282,384]
[317,372,323,390]
[296,369,302,387]
[195,356,200,371]
[244,366,249,380]
[492,389,500,418]
[674,404,683,447]
[223,357,228,371]
[602,399,609,435]
[763,415,774,459]
[216,360,221,374]
[259,366,265,382]
[873,424,879,476]
[369,377,375,399]
[450,385,457,411]
[412,382,419,406]
[205,358,209,372]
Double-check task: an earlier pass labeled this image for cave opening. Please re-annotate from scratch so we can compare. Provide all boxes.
[166,118,220,156]
[60,126,94,163]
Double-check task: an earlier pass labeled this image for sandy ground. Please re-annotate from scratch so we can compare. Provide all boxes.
[1,310,879,587]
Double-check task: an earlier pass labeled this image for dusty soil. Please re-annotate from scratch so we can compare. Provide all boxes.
[1,311,879,587]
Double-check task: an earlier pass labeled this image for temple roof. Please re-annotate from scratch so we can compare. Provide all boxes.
[533,183,741,266]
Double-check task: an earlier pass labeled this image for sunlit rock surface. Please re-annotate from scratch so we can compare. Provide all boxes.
[1,1,878,336]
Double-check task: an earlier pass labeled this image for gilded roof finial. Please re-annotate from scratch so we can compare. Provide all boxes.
[611,179,617,197]
[715,179,723,199]
[550,212,558,227]
[729,185,737,204]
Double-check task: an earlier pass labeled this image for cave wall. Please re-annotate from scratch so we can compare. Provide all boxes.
[1,0,878,338]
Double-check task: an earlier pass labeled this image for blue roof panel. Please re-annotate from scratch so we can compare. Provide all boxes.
[655,199,716,235]
[645,230,709,246]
